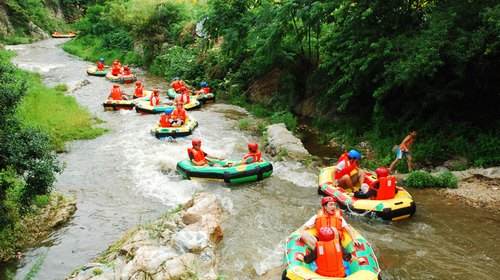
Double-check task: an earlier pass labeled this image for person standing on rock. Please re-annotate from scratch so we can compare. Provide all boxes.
[389,131,417,173]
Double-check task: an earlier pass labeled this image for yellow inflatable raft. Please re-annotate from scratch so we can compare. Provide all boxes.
[318,166,416,221]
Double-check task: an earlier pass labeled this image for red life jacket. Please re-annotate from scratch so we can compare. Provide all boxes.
[243,151,262,163]
[97,62,105,71]
[180,92,190,104]
[150,95,160,106]
[315,208,343,233]
[134,86,144,97]
[374,176,396,200]
[110,87,123,100]
[334,153,358,180]
[201,87,211,94]
[170,108,187,122]
[123,68,131,75]
[315,228,345,277]
[159,114,171,127]
[111,65,121,76]
[188,147,206,162]
[171,81,184,92]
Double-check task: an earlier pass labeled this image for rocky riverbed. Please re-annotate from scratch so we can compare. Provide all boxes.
[67,193,223,280]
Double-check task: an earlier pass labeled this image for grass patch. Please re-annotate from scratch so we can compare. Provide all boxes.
[15,71,106,151]
[404,170,458,189]
[63,35,142,66]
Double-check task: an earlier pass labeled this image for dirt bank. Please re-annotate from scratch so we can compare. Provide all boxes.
[443,168,500,214]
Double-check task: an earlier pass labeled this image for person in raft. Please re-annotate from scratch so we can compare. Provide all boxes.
[108,84,127,100]
[195,81,211,96]
[178,86,191,104]
[111,60,121,76]
[169,100,187,127]
[334,149,363,191]
[227,143,262,167]
[122,65,132,76]
[150,88,161,106]
[133,81,144,99]
[297,226,354,278]
[170,77,187,93]
[188,138,224,166]
[96,57,105,71]
[300,197,359,248]
[354,167,397,199]
[389,130,417,173]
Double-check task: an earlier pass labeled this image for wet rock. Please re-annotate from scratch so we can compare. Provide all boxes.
[67,193,222,280]
[28,22,49,39]
[266,123,310,160]
[174,230,209,252]
[434,166,449,173]
[69,79,91,93]
[443,157,468,170]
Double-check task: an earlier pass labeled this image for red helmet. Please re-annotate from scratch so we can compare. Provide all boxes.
[135,81,142,85]
[375,167,389,178]
[318,227,335,242]
[248,143,258,153]
[321,196,337,206]
[113,84,120,88]
[192,138,202,146]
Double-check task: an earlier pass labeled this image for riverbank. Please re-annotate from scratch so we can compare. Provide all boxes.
[0,44,106,278]
[444,168,500,214]
[0,193,76,263]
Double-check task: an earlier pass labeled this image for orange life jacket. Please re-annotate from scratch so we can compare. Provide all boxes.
[243,151,262,163]
[134,86,144,97]
[334,153,358,180]
[159,114,171,127]
[188,147,206,162]
[374,175,396,200]
[97,62,105,71]
[170,108,187,122]
[109,87,123,100]
[315,208,343,233]
[150,95,160,106]
[315,228,345,277]
[200,87,211,94]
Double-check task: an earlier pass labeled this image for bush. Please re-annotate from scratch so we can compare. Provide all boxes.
[270,111,298,131]
[404,170,458,189]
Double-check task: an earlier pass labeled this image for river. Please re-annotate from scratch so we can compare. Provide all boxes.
[2,39,500,280]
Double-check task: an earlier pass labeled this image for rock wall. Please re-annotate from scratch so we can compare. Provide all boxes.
[67,193,223,280]
[266,123,310,160]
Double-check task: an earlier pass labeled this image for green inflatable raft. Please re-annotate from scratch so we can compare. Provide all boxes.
[151,116,198,138]
[87,66,108,77]
[176,159,273,184]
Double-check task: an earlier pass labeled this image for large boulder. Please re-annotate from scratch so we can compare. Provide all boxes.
[266,123,310,160]
[67,193,222,280]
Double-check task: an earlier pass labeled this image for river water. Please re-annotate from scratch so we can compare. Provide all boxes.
[2,39,500,280]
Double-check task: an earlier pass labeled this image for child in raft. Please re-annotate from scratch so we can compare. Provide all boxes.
[226,143,262,166]
[96,57,105,71]
[133,81,144,99]
[111,60,121,76]
[188,139,225,166]
[107,84,127,100]
[195,81,211,96]
[159,101,187,128]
